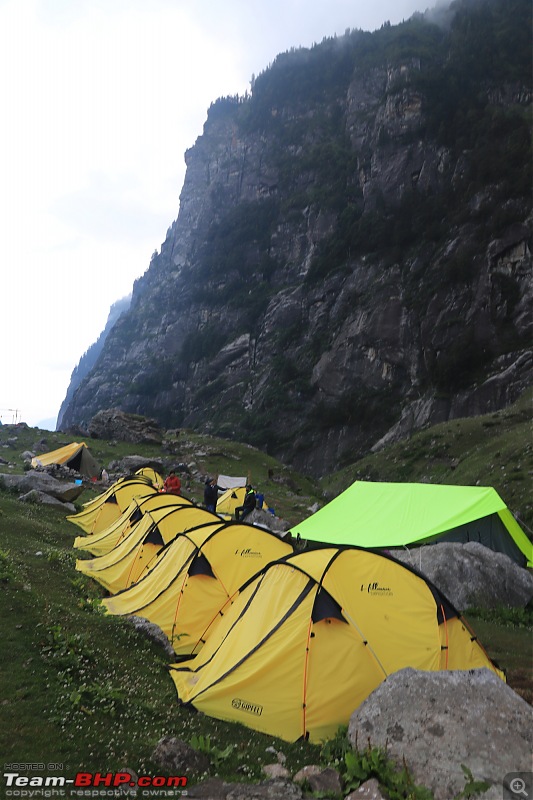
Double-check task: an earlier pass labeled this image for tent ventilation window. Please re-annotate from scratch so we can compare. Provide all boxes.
[130,508,143,524]
[311,588,346,623]
[144,526,164,546]
[189,552,215,578]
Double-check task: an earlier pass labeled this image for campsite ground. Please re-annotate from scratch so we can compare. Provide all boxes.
[0,392,531,790]
[1,492,531,789]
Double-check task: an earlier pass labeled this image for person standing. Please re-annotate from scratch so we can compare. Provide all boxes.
[204,477,222,513]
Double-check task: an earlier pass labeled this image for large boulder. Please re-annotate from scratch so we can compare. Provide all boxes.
[392,541,533,610]
[108,454,165,474]
[0,471,84,503]
[348,668,533,800]
[128,616,176,659]
[19,490,76,512]
[244,508,291,536]
[88,408,163,444]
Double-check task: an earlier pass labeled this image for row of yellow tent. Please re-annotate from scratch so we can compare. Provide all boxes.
[68,469,251,535]
[67,470,504,743]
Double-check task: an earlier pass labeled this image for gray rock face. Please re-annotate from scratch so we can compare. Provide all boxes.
[393,542,533,610]
[58,17,532,478]
[348,668,533,800]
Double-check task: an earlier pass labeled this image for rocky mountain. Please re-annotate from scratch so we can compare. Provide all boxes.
[56,294,131,430]
[59,0,532,478]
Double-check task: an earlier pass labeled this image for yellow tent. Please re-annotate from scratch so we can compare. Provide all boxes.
[66,479,158,534]
[79,473,157,513]
[216,485,272,518]
[31,442,100,478]
[78,477,130,512]
[102,522,293,656]
[76,504,221,593]
[134,467,164,490]
[169,546,504,743]
[215,486,246,519]
[73,494,191,556]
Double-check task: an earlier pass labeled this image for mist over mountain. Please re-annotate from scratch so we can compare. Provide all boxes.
[56,294,131,431]
[59,0,532,477]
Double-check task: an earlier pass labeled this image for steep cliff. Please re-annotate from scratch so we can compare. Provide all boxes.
[59,0,532,477]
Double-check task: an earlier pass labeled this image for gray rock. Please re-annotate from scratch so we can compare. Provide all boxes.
[21,450,35,461]
[184,778,304,800]
[0,471,84,503]
[184,778,230,799]
[55,483,85,503]
[393,541,533,610]
[19,490,76,512]
[262,764,290,780]
[110,454,165,475]
[128,616,176,659]
[32,438,49,453]
[293,765,343,795]
[88,408,163,444]
[348,668,533,800]
[151,736,210,778]
[345,779,387,799]
[226,780,304,800]
[244,508,291,536]
[0,472,34,491]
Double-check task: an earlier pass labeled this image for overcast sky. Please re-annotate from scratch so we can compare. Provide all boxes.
[0,0,434,429]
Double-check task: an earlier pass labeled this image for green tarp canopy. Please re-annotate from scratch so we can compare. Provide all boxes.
[291,481,532,568]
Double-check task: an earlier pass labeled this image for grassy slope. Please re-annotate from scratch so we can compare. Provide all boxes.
[0,496,318,780]
[0,426,322,781]
[320,387,533,531]
[0,390,531,784]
